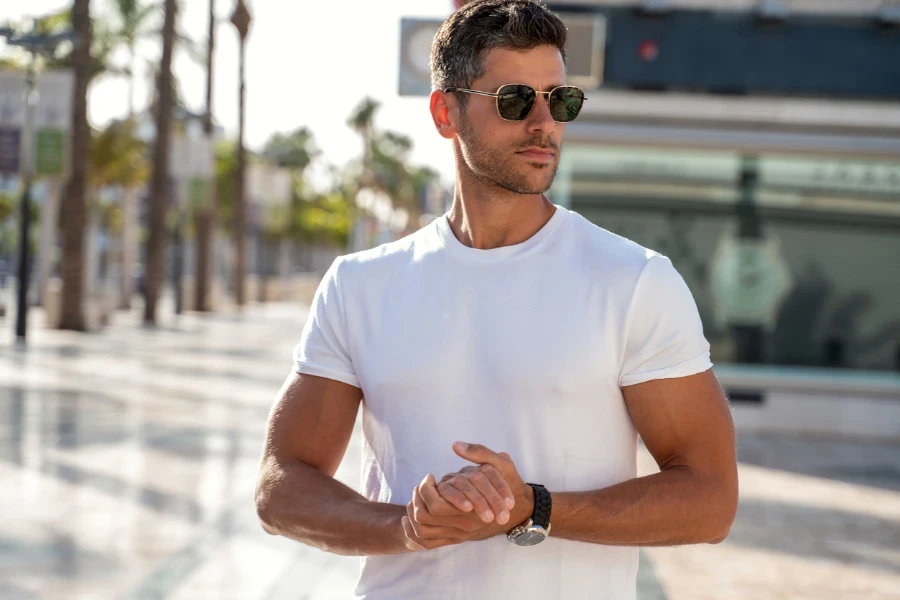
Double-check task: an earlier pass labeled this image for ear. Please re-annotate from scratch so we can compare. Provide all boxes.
[430,89,458,140]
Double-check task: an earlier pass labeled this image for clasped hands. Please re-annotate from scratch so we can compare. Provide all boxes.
[400,441,534,551]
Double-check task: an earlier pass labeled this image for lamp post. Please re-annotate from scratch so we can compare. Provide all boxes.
[231,0,251,307]
[0,23,78,343]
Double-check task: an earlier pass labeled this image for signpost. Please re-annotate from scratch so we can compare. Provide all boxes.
[0,17,76,342]
[170,128,214,314]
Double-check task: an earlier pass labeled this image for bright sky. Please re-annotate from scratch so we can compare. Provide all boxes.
[0,0,458,183]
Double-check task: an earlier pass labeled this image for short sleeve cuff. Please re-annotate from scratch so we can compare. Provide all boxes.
[619,351,713,387]
[294,361,360,389]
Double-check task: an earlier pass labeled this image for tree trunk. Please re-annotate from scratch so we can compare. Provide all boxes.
[144,0,178,325]
[194,0,216,312]
[120,186,139,309]
[59,0,92,331]
[234,35,247,307]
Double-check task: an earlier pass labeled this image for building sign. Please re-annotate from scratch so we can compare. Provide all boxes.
[35,128,65,175]
[0,128,21,174]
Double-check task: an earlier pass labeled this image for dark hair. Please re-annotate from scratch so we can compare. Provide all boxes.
[430,0,568,106]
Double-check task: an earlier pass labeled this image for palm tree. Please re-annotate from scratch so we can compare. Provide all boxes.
[231,0,251,307]
[110,0,158,118]
[89,119,149,308]
[109,0,203,117]
[59,0,93,331]
[194,0,216,313]
[143,0,177,325]
[263,127,318,171]
[348,97,380,190]
[347,99,436,232]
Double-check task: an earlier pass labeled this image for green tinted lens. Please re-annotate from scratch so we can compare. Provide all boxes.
[496,85,536,120]
[549,87,585,122]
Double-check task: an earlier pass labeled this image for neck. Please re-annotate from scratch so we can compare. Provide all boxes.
[446,170,557,251]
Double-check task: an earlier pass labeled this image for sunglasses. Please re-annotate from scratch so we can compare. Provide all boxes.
[444,83,587,123]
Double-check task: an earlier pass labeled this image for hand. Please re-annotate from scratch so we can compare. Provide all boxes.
[400,442,534,551]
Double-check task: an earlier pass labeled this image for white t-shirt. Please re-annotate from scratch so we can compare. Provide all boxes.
[293,205,712,600]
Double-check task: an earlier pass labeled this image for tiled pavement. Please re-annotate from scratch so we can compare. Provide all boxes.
[0,301,897,599]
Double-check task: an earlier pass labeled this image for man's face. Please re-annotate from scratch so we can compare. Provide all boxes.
[455,45,567,195]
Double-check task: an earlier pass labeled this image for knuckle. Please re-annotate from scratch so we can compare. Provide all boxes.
[468,472,487,485]
[461,519,479,532]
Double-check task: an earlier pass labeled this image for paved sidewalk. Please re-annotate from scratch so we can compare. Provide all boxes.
[0,302,897,599]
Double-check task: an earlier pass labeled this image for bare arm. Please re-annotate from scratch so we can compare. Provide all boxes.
[549,369,739,546]
[255,372,410,556]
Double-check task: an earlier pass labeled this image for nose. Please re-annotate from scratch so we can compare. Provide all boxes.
[525,92,557,135]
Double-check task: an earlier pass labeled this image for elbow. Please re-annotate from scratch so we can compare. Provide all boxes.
[708,525,731,545]
[255,481,281,536]
[707,482,738,545]
[257,506,280,536]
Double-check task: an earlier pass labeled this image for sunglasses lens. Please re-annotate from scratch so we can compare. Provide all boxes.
[496,85,536,120]
[549,87,585,122]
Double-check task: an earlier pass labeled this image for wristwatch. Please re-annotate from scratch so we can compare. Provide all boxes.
[507,483,552,546]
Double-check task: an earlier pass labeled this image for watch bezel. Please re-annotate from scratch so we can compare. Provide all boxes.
[507,518,551,546]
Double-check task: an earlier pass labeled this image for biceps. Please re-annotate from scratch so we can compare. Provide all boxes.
[263,372,362,477]
[623,370,735,472]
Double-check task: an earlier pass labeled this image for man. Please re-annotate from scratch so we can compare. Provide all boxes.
[255,1,738,598]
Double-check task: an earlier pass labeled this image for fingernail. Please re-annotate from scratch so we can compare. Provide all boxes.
[462,502,473,511]
[454,441,469,451]
[482,510,494,522]
[506,498,515,509]
[499,511,509,524]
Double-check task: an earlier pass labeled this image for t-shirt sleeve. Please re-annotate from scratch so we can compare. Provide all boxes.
[618,254,713,387]
[292,258,360,388]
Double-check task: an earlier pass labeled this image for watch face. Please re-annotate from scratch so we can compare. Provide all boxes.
[514,527,547,546]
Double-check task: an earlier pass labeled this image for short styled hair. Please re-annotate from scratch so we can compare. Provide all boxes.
[430,0,568,106]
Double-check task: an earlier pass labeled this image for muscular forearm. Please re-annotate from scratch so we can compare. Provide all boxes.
[550,467,736,547]
[256,457,409,556]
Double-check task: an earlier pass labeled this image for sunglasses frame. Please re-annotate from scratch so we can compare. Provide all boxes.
[444,83,587,123]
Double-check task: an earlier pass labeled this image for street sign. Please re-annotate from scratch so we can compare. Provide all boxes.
[0,127,21,174]
[0,70,72,176]
[399,18,441,97]
[188,177,209,209]
[35,128,66,175]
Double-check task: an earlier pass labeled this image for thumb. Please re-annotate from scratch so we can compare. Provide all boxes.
[452,441,500,466]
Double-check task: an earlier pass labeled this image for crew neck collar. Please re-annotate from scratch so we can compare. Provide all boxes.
[435,204,569,263]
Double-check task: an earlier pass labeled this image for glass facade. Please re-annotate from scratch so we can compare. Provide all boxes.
[551,145,900,372]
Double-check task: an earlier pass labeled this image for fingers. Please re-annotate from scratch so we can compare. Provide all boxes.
[413,487,480,533]
[405,501,471,548]
[400,516,425,551]
[419,474,472,514]
[479,464,515,511]
[438,474,500,523]
[463,468,512,524]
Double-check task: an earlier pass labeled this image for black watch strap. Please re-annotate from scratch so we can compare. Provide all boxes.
[527,483,552,529]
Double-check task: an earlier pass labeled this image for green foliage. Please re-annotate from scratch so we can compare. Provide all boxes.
[0,193,13,226]
[214,141,239,234]
[89,118,149,188]
[288,189,353,248]
[346,96,441,222]
[262,127,318,171]
[32,8,121,82]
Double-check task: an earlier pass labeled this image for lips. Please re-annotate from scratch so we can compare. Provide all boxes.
[516,148,555,161]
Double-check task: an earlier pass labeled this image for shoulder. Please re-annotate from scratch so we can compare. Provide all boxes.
[561,208,669,283]
[329,221,440,283]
